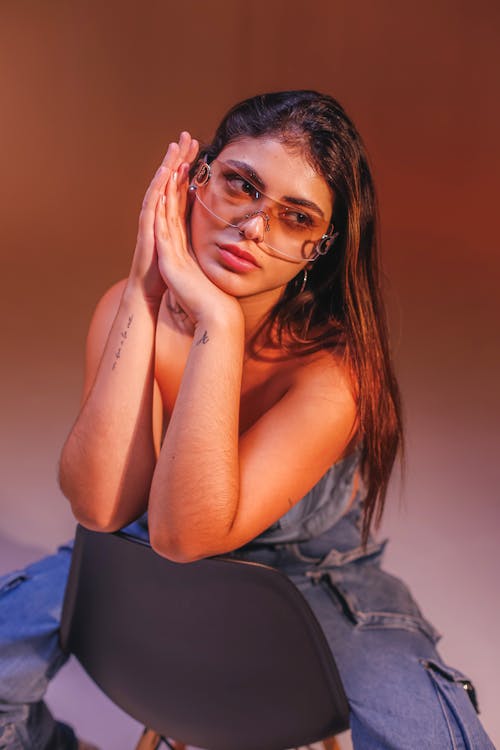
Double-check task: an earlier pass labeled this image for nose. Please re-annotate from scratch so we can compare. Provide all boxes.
[237,210,270,243]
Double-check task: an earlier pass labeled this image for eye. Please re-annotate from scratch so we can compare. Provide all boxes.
[223,171,260,200]
[280,207,314,229]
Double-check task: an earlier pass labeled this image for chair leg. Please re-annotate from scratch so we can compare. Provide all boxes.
[298,740,340,750]
[135,728,163,750]
[136,733,338,750]
[136,731,339,750]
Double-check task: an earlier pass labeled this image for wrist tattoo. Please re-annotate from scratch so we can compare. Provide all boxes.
[112,314,134,370]
[195,330,209,346]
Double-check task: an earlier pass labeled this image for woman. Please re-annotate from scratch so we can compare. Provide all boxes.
[0,91,494,749]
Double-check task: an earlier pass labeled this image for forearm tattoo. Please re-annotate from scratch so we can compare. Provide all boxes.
[195,330,210,346]
[112,315,134,370]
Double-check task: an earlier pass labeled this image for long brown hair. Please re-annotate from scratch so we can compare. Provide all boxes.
[197,90,403,541]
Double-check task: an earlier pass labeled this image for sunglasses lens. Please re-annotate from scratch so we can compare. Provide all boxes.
[195,161,332,261]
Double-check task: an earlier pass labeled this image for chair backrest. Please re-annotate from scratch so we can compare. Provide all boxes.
[60,525,349,750]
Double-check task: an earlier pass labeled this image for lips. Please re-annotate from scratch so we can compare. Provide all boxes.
[217,245,259,266]
[216,243,260,267]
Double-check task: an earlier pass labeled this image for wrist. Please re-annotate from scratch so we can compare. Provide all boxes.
[194,299,244,334]
[124,277,164,314]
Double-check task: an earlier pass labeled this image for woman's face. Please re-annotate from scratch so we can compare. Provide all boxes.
[189,136,334,301]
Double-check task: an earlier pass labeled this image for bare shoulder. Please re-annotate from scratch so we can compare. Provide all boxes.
[226,347,359,550]
[288,348,358,455]
[292,348,356,405]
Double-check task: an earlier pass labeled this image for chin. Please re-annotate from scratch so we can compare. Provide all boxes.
[193,246,248,293]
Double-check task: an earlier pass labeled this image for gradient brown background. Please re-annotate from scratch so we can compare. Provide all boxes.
[1,1,499,746]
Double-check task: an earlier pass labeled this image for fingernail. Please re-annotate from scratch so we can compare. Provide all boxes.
[172,171,178,183]
[161,195,166,205]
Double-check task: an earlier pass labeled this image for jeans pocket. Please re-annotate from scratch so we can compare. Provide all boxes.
[309,554,441,644]
[421,658,480,714]
[0,570,30,596]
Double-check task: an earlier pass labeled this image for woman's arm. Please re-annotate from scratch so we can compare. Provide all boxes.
[59,134,198,530]
[149,341,357,561]
[147,162,357,561]
[59,280,161,531]
[148,308,245,556]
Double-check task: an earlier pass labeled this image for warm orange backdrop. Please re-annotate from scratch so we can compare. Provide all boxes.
[1,1,499,743]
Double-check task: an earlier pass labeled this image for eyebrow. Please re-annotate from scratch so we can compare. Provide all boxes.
[281,195,326,220]
[224,159,326,220]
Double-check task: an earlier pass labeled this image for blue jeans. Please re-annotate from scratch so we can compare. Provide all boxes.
[0,520,148,750]
[0,541,75,749]
[0,512,495,749]
[237,504,495,750]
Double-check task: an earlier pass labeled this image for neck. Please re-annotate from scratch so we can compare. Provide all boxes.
[238,286,284,345]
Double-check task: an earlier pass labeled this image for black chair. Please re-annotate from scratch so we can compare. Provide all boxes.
[60,525,349,750]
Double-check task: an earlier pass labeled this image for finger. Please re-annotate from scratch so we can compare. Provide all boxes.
[154,170,176,261]
[140,137,191,236]
[155,134,194,195]
[155,167,183,244]
[142,142,178,211]
[177,132,199,170]
[149,142,183,223]
[177,131,192,164]
[157,134,190,193]
[138,165,172,235]
[165,170,187,251]
[177,162,190,218]
[154,188,169,250]
[187,138,199,165]
[166,169,180,230]
[161,141,181,172]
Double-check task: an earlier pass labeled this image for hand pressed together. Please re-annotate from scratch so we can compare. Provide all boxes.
[127,131,198,303]
[128,130,240,327]
[154,135,241,326]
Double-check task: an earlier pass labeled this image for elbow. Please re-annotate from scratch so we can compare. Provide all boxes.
[59,471,125,534]
[70,497,125,533]
[73,511,125,534]
[149,529,209,564]
[59,449,94,523]
[59,454,141,533]
[147,489,239,562]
